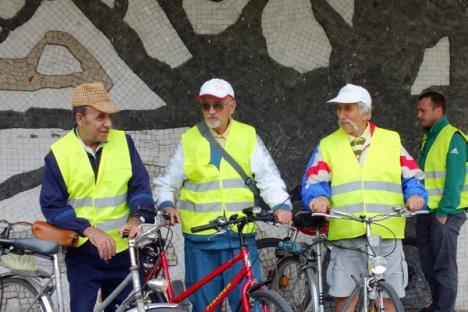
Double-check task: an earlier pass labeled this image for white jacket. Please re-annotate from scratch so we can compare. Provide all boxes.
[153,135,292,211]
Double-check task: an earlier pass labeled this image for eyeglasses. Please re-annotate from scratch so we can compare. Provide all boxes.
[200,102,225,112]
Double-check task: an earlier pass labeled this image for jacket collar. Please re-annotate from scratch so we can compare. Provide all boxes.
[425,116,449,137]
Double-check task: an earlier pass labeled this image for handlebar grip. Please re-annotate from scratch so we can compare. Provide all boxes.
[191,223,217,233]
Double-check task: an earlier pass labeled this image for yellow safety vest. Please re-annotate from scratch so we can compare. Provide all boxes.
[423,125,468,209]
[319,127,405,240]
[179,120,256,235]
[51,129,132,252]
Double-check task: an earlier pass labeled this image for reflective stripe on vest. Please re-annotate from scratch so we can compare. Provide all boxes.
[51,129,132,252]
[423,125,468,209]
[179,120,257,235]
[68,193,127,209]
[320,127,405,240]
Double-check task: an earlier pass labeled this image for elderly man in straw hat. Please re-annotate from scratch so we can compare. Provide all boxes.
[40,82,155,312]
[153,78,292,311]
[301,83,427,311]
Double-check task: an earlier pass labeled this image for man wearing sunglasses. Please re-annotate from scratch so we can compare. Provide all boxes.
[153,78,292,311]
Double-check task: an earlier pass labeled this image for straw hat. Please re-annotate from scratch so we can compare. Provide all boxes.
[72,82,118,113]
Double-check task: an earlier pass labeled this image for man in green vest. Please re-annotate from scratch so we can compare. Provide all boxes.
[40,82,155,312]
[302,83,427,311]
[153,78,292,311]
[415,91,467,312]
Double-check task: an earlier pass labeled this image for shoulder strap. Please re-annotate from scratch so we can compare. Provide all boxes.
[197,121,260,198]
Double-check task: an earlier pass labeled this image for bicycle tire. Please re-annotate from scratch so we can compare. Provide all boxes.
[357,280,404,312]
[270,255,317,311]
[239,288,294,312]
[255,238,283,281]
[401,240,431,310]
[0,276,50,312]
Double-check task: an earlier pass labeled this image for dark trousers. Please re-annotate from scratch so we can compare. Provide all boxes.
[416,212,466,312]
[65,242,133,312]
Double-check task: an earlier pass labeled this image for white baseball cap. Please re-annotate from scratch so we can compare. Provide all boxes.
[327,83,372,108]
[199,78,235,99]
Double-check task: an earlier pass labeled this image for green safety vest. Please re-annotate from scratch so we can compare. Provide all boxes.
[422,124,468,210]
[179,120,256,235]
[319,127,405,240]
[51,129,131,252]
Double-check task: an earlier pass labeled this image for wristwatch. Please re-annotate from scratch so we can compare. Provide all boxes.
[132,214,145,223]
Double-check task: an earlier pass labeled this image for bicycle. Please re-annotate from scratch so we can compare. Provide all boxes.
[142,207,294,312]
[310,207,428,312]
[266,212,331,312]
[0,219,185,312]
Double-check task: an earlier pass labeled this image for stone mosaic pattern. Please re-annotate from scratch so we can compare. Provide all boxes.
[263,0,331,73]
[0,0,25,19]
[411,36,450,95]
[184,0,249,34]
[37,44,83,76]
[0,31,111,93]
[327,0,354,26]
[124,0,191,68]
[0,0,467,310]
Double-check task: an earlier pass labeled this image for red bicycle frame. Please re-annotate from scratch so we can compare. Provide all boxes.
[144,242,258,312]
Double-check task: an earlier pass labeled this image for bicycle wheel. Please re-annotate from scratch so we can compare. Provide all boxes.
[358,281,404,312]
[401,239,431,310]
[243,289,294,312]
[0,276,50,312]
[255,238,283,281]
[270,255,317,311]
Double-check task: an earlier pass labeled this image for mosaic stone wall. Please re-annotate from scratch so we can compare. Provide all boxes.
[0,0,467,310]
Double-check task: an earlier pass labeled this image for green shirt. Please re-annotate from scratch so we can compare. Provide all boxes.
[418,116,467,216]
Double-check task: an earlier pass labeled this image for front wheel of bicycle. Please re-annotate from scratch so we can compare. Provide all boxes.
[241,289,293,312]
[357,281,404,312]
[0,276,51,312]
[270,255,318,311]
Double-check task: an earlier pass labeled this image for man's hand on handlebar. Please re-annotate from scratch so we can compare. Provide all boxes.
[309,196,330,213]
[163,207,180,225]
[274,208,292,224]
[406,195,425,212]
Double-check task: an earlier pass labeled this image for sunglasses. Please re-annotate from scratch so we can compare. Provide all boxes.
[200,102,225,112]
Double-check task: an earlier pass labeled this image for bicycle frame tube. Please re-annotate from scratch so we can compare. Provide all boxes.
[165,247,254,312]
[53,253,65,312]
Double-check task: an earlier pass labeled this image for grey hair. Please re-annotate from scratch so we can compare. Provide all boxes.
[358,102,372,118]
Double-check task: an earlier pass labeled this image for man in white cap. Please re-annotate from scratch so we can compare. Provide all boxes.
[40,82,155,312]
[301,83,427,310]
[153,78,292,311]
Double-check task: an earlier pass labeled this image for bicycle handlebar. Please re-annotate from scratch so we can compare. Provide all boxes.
[191,207,277,233]
[311,207,429,223]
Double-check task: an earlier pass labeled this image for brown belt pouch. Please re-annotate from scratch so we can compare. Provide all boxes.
[32,221,79,248]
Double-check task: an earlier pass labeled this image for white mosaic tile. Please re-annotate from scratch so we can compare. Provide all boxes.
[37,44,83,75]
[124,0,191,68]
[0,186,43,222]
[0,0,25,19]
[262,0,331,73]
[0,128,67,184]
[0,0,166,111]
[100,0,115,9]
[183,0,249,34]
[411,36,450,95]
[326,0,354,27]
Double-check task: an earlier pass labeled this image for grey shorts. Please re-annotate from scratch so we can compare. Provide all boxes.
[326,238,407,298]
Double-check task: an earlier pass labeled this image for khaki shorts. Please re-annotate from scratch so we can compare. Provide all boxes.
[326,238,407,298]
